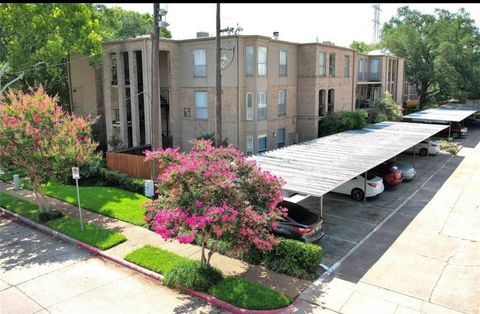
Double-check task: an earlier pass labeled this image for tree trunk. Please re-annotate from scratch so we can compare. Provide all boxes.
[200,239,206,267]
[418,84,428,109]
[33,182,49,213]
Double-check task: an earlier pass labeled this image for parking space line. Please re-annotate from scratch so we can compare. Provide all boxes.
[323,235,358,245]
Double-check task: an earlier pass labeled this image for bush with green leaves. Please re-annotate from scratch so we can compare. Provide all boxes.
[438,140,460,155]
[164,262,223,292]
[371,91,403,122]
[319,110,368,137]
[97,168,144,194]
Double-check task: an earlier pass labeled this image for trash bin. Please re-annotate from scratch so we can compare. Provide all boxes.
[144,179,154,197]
[13,174,20,191]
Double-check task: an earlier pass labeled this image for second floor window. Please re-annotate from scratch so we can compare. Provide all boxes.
[193,49,206,77]
[319,52,326,77]
[111,53,118,85]
[257,91,267,120]
[279,50,287,76]
[370,58,380,81]
[195,91,208,119]
[329,53,336,77]
[246,92,254,121]
[344,55,350,78]
[258,46,267,76]
[278,89,286,116]
[246,46,254,76]
[358,58,365,81]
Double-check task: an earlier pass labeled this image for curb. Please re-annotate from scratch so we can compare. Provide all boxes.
[0,207,300,314]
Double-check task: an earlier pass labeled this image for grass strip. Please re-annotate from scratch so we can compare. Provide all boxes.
[124,245,190,275]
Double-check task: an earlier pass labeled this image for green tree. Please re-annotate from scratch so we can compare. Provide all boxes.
[0,86,100,221]
[319,110,368,137]
[349,41,381,54]
[382,6,480,107]
[371,91,403,122]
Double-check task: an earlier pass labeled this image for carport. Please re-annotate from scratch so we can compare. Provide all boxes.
[402,108,478,138]
[251,121,448,214]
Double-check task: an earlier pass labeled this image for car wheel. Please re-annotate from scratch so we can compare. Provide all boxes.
[351,188,364,201]
[419,148,428,156]
[452,131,460,139]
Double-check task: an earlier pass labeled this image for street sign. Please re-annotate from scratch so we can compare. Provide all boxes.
[72,167,80,180]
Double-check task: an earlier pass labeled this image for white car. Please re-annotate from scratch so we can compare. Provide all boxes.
[405,139,440,156]
[332,173,385,201]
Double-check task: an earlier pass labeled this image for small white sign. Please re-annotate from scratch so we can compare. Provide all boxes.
[72,167,80,180]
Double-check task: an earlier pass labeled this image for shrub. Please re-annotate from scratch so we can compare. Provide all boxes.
[319,110,368,136]
[439,140,460,155]
[35,209,64,223]
[164,262,223,292]
[97,167,144,194]
[371,90,403,121]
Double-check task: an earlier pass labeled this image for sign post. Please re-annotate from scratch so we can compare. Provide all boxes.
[72,167,84,232]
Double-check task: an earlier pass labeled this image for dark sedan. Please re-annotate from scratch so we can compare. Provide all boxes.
[274,200,325,242]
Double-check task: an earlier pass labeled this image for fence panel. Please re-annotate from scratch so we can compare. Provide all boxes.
[106,152,152,179]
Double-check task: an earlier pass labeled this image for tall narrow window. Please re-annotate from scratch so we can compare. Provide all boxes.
[257,46,267,76]
[258,134,267,154]
[195,91,208,119]
[193,49,206,77]
[246,92,254,121]
[123,51,130,85]
[328,89,335,114]
[344,55,350,78]
[329,53,336,77]
[319,89,326,116]
[358,58,364,81]
[257,91,267,120]
[279,50,287,76]
[246,135,253,156]
[319,52,326,77]
[370,58,380,81]
[277,128,286,148]
[111,53,118,85]
[278,89,286,116]
[246,46,254,76]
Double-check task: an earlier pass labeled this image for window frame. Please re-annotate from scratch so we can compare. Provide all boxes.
[279,50,287,76]
[278,89,286,116]
[246,135,254,156]
[329,53,336,77]
[344,55,350,78]
[258,134,267,154]
[319,52,326,77]
[194,91,208,120]
[246,46,254,76]
[193,49,207,78]
[257,91,267,120]
[257,46,268,76]
[277,128,286,148]
[246,92,254,121]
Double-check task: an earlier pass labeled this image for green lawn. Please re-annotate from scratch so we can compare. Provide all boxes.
[124,245,293,310]
[0,191,126,250]
[41,181,149,226]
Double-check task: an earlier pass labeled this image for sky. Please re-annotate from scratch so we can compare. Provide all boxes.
[100,3,480,47]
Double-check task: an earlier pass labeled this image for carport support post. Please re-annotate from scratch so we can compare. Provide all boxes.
[363,171,367,205]
[448,121,452,139]
[320,196,324,217]
[413,145,416,167]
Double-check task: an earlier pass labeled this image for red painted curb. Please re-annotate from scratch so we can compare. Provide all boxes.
[0,207,301,314]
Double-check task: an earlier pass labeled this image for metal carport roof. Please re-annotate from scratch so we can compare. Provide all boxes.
[250,121,448,197]
[402,108,478,123]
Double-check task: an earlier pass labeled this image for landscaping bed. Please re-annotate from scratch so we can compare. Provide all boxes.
[0,192,126,250]
[125,245,292,310]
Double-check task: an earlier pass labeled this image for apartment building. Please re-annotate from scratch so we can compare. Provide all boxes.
[69,33,405,155]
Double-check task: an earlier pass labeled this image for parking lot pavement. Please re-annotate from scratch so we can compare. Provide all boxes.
[0,217,220,314]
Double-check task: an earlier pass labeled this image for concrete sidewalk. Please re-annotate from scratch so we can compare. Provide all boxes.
[0,180,310,299]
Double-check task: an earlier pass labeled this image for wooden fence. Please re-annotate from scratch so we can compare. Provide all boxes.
[106,152,152,179]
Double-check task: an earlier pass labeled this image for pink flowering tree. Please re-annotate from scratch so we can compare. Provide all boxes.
[0,86,99,218]
[144,139,286,267]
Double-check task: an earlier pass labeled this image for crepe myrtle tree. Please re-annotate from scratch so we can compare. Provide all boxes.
[144,139,287,267]
[0,86,100,221]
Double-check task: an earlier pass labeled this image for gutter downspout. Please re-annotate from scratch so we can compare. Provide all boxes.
[237,36,240,149]
[352,51,356,111]
[67,54,74,113]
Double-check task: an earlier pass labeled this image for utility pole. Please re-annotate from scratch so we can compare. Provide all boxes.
[151,3,161,180]
[215,3,222,146]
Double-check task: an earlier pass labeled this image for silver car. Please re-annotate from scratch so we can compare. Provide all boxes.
[394,162,416,180]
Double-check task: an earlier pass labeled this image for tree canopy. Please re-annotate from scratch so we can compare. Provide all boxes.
[381,6,480,107]
[349,41,381,54]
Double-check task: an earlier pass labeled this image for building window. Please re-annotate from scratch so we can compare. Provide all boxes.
[328,89,334,114]
[329,53,336,77]
[279,50,287,76]
[195,91,208,119]
[246,135,253,156]
[246,46,254,76]
[278,89,286,116]
[257,46,267,76]
[319,89,326,116]
[277,128,286,148]
[358,58,365,81]
[257,91,267,120]
[319,52,326,77]
[344,55,350,78]
[246,92,254,121]
[370,58,380,81]
[258,134,267,154]
[111,53,118,85]
[193,49,206,77]
[123,52,130,85]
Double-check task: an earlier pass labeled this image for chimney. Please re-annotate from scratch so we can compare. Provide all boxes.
[196,31,209,38]
[273,31,279,40]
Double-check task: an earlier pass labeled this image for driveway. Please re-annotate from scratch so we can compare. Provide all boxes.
[0,216,221,314]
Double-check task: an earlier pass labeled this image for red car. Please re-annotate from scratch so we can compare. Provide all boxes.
[435,123,468,139]
[370,162,403,186]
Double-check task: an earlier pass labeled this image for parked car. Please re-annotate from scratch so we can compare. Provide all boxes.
[332,172,384,201]
[393,162,416,181]
[405,139,440,156]
[435,123,468,138]
[274,200,325,242]
[370,162,403,186]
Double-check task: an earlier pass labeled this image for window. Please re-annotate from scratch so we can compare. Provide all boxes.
[246,46,254,76]
[329,53,336,77]
[277,128,286,148]
[370,58,380,81]
[319,52,326,77]
[279,50,287,76]
[246,135,253,156]
[246,92,254,121]
[258,134,267,154]
[111,53,118,85]
[344,55,350,78]
[257,46,267,76]
[195,91,208,119]
[327,89,334,114]
[358,58,365,81]
[257,91,267,120]
[319,89,326,116]
[193,49,206,77]
[278,89,286,116]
